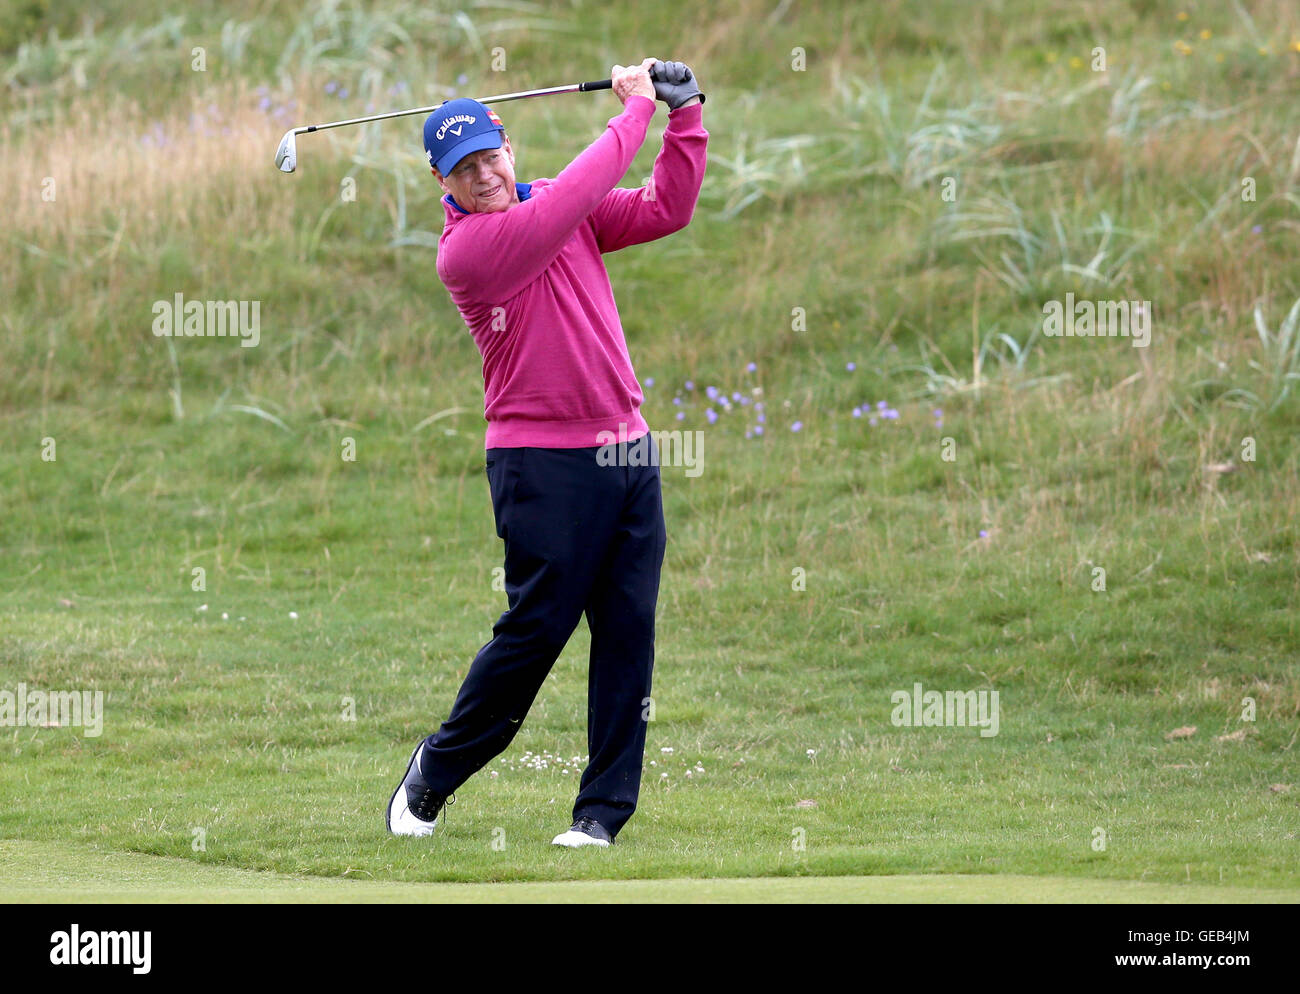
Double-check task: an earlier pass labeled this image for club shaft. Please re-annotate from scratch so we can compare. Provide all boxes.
[297,80,610,136]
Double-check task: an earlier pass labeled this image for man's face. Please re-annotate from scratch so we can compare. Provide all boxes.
[433,135,518,213]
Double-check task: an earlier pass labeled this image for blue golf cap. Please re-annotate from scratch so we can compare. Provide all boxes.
[423,98,505,176]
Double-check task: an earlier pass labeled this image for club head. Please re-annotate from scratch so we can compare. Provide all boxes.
[275,129,298,173]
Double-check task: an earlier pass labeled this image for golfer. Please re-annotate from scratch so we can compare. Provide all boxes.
[387,58,708,847]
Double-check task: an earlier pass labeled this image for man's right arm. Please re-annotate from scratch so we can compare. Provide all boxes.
[439,96,657,304]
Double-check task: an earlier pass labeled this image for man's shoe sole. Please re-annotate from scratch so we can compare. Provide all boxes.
[551,830,611,848]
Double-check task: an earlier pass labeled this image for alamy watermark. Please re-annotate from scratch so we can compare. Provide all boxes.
[152,292,261,347]
[1,683,104,737]
[597,422,703,478]
[50,925,150,974]
[890,682,999,738]
[1042,293,1151,348]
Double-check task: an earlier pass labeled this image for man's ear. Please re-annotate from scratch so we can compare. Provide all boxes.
[431,168,449,195]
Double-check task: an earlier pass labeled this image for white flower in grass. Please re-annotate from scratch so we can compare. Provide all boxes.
[806,749,817,758]
[661,746,674,754]
[289,611,298,620]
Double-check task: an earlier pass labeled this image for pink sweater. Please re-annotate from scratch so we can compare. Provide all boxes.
[435,94,708,448]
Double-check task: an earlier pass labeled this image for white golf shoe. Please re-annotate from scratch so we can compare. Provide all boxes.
[386,742,453,837]
[552,815,613,848]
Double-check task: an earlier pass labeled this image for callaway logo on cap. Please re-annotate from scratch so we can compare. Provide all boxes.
[423,98,506,176]
[435,114,475,141]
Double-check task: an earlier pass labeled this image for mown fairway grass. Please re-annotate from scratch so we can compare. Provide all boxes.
[2,0,1299,900]
[6,841,1298,903]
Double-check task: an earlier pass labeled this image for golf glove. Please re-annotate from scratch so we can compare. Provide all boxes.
[651,60,705,109]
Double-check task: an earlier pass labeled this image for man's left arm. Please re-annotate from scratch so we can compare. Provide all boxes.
[591,100,708,253]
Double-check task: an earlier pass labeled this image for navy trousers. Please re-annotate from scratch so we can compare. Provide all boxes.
[420,435,667,838]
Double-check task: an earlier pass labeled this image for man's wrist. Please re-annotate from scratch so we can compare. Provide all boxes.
[674,96,702,108]
[623,93,657,115]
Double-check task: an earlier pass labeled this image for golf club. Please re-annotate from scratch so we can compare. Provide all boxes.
[275,78,613,173]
